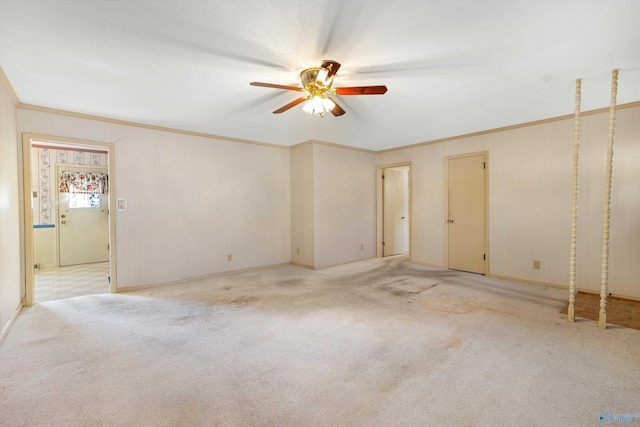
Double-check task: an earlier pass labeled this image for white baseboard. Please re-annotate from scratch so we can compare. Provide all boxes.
[313,256,377,270]
[0,298,25,346]
[116,262,291,293]
[487,273,640,302]
[290,262,315,270]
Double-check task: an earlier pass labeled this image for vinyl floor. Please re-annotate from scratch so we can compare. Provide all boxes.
[35,262,110,303]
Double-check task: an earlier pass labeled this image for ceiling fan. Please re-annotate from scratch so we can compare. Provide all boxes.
[250,60,387,117]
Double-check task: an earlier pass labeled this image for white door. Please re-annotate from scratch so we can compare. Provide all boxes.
[383,169,405,256]
[448,155,485,274]
[58,169,109,266]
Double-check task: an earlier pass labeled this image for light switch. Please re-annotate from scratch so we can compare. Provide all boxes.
[116,198,127,211]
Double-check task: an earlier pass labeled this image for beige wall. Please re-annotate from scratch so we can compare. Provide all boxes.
[289,142,377,269]
[18,109,292,288]
[576,107,640,298]
[377,105,640,299]
[0,79,22,338]
[290,144,315,267]
[313,143,376,268]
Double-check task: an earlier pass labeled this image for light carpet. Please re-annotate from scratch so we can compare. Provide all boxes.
[1,257,638,426]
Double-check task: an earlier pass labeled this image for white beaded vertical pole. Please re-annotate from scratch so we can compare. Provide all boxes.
[568,79,581,322]
[599,69,619,329]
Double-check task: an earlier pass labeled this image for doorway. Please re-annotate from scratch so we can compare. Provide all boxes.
[445,152,488,274]
[57,166,110,266]
[22,134,117,305]
[378,163,411,258]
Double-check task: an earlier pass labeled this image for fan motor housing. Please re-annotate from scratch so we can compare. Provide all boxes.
[300,67,333,95]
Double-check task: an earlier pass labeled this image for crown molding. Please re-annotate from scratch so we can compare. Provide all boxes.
[289,139,376,154]
[0,66,21,107]
[17,103,289,150]
[377,101,640,154]
[289,140,314,150]
[309,140,376,154]
[13,95,640,155]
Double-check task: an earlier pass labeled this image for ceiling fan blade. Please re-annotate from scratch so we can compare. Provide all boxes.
[273,97,306,114]
[335,86,388,95]
[250,82,303,91]
[328,97,345,116]
[319,1,346,57]
[320,60,341,78]
[352,52,482,75]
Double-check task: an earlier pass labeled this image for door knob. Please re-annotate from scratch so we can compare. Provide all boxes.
[401,217,406,219]
[61,215,66,218]
[447,219,454,223]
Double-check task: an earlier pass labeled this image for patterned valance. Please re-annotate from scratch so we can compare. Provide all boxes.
[59,171,108,194]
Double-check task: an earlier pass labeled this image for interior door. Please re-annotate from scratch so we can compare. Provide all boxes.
[58,169,109,266]
[383,169,405,256]
[448,155,485,274]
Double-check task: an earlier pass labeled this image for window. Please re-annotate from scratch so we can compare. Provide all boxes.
[69,194,101,209]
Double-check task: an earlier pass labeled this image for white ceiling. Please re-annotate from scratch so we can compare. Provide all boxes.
[1,0,639,151]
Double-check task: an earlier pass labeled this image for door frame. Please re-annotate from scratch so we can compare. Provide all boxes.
[22,133,117,306]
[56,164,109,268]
[376,162,412,260]
[444,151,489,274]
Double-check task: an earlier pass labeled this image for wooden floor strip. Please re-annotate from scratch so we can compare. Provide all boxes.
[560,292,640,330]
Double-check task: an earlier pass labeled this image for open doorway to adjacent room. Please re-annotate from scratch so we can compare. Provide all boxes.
[377,163,411,259]
[22,134,117,305]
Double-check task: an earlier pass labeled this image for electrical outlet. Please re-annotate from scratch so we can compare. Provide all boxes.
[533,260,541,269]
[227,254,232,262]
[296,248,300,255]
[360,244,364,250]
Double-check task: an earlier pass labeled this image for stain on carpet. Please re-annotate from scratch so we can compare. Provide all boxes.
[276,279,303,287]
[230,296,260,305]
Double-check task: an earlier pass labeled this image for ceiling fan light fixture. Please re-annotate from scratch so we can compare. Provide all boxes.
[322,97,336,111]
[303,95,334,117]
[315,68,334,87]
[251,60,387,116]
